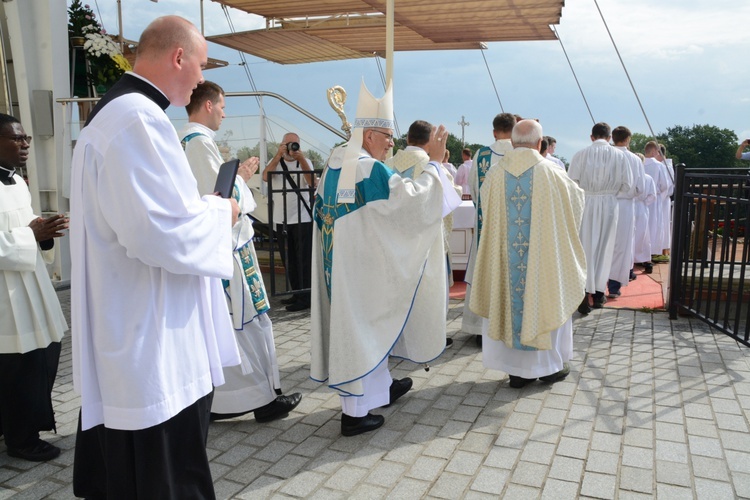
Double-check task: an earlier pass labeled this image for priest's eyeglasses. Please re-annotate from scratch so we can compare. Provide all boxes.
[2,134,32,144]
[371,130,394,142]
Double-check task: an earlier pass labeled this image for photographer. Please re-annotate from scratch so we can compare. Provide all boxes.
[263,133,315,312]
[736,139,750,161]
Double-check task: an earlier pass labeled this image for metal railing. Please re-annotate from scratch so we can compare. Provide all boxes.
[669,164,750,346]
[265,169,321,299]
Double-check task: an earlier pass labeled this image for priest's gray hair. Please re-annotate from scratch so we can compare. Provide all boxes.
[511,120,543,148]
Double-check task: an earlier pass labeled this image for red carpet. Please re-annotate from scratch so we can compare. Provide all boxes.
[449,280,466,300]
[449,268,665,310]
[603,270,665,310]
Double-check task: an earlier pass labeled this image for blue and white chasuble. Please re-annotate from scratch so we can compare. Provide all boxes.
[471,148,586,349]
[310,146,448,398]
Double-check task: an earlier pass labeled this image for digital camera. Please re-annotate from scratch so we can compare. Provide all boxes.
[286,142,301,152]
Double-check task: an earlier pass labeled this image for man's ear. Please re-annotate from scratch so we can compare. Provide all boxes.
[205,100,213,113]
[172,47,184,70]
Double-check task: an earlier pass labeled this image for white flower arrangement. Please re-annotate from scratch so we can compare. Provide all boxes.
[82,25,120,58]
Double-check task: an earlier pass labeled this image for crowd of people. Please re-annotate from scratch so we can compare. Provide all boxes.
[0,12,686,498]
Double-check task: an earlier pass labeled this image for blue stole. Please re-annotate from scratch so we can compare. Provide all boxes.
[314,159,394,299]
[505,168,536,351]
[474,146,494,245]
[223,181,269,315]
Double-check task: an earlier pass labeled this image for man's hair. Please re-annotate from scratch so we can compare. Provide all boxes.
[511,119,543,147]
[406,120,432,146]
[611,126,632,144]
[659,143,667,156]
[591,122,611,139]
[462,148,472,158]
[546,136,556,145]
[644,140,659,154]
[0,113,20,129]
[137,16,201,60]
[186,81,224,116]
[492,113,516,133]
[540,138,548,156]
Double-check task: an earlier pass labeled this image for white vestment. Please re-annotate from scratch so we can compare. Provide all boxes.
[386,146,461,286]
[643,157,669,255]
[70,78,240,431]
[181,122,280,414]
[0,175,67,354]
[546,153,566,170]
[482,318,573,378]
[660,159,675,250]
[462,139,513,335]
[568,139,632,294]
[310,145,459,414]
[634,174,657,263]
[471,148,586,352]
[608,146,645,284]
[454,160,472,195]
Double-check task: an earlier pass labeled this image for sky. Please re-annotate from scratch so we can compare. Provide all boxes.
[79,0,750,163]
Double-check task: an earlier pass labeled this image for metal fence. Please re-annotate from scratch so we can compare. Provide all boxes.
[669,164,750,346]
[265,169,321,298]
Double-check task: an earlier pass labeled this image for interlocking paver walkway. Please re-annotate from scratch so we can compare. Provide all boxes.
[2,287,750,499]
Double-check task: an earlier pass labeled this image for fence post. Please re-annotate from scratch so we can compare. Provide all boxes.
[668,163,686,319]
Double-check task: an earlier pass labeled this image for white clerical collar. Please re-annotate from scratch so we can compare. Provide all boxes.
[405,145,426,153]
[188,121,216,140]
[125,71,169,101]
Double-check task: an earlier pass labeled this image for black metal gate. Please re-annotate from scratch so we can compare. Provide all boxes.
[669,164,750,346]
[265,169,320,298]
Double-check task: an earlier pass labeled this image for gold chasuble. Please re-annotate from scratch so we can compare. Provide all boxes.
[470,148,586,349]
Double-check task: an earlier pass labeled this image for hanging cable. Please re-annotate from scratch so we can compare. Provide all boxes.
[219,4,276,144]
[374,55,401,139]
[479,48,504,113]
[592,0,656,139]
[552,25,595,125]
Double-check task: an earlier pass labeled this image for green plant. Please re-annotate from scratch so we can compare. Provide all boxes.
[68,0,98,38]
[69,0,130,94]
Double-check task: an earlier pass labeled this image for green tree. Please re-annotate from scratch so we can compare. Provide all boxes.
[661,124,739,168]
[393,132,483,165]
[629,132,661,156]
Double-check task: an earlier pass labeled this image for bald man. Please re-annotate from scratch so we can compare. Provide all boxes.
[70,16,240,498]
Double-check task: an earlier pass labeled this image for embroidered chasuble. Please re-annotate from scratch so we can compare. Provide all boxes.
[470,149,586,349]
[310,146,447,398]
[462,139,513,335]
[385,147,461,283]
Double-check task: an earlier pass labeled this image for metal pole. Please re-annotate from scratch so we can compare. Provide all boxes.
[117,0,124,53]
[668,163,686,320]
[385,0,394,86]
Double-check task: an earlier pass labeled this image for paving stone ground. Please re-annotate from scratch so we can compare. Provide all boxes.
[3,288,750,499]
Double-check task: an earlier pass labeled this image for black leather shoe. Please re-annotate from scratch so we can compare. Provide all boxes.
[445,338,454,348]
[280,296,297,305]
[643,263,653,274]
[508,375,536,388]
[210,410,251,421]
[578,297,592,315]
[592,295,607,308]
[386,377,413,407]
[475,334,482,347]
[341,413,385,437]
[254,393,302,423]
[285,301,310,312]
[540,363,571,383]
[7,439,61,462]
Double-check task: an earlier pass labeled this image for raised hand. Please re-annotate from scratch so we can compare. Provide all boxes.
[29,214,68,241]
